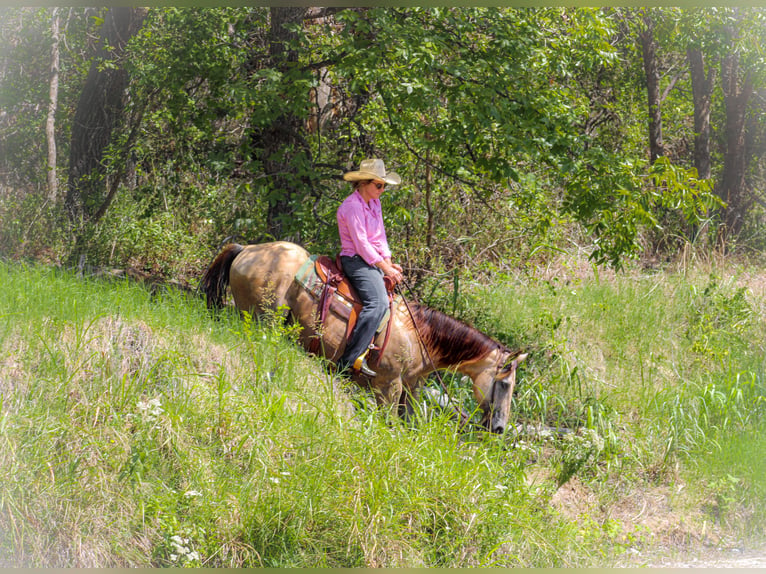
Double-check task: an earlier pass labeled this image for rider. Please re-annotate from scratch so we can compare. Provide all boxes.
[336,159,405,377]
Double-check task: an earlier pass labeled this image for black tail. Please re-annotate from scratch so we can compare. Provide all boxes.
[200,243,244,309]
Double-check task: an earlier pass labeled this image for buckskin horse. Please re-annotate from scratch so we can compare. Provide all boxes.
[200,241,527,434]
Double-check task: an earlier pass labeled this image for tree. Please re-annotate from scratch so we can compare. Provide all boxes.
[45,8,60,202]
[2,6,747,272]
[680,8,766,240]
[258,7,313,240]
[717,11,754,238]
[65,7,146,229]
[637,11,665,163]
[0,8,57,192]
[687,47,716,180]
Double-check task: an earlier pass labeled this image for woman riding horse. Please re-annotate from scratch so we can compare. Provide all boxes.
[201,239,527,434]
[336,159,404,378]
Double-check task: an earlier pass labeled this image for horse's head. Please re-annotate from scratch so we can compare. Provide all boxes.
[470,350,528,434]
[402,302,528,433]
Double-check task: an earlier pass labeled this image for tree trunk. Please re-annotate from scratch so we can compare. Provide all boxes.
[65,7,146,227]
[718,50,753,238]
[260,7,311,241]
[687,47,715,180]
[638,14,664,164]
[744,89,766,210]
[46,8,60,202]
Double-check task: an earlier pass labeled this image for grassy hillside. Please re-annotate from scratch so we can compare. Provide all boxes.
[0,258,764,567]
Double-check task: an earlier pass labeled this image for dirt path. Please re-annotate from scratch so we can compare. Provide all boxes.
[647,547,766,568]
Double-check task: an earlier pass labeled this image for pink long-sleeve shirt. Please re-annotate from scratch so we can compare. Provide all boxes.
[337,190,392,266]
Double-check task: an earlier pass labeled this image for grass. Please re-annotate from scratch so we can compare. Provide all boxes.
[0,258,764,566]
[477,260,766,538]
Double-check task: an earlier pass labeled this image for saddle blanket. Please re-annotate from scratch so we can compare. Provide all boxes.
[294,254,394,333]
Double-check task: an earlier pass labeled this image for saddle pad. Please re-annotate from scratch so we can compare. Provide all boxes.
[293,254,392,333]
[294,254,323,298]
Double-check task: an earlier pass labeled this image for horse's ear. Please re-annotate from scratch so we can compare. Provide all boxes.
[501,351,528,372]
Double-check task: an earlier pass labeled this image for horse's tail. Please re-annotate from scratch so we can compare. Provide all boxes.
[201,243,244,309]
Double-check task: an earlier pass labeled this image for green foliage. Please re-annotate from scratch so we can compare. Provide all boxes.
[322,8,623,267]
[5,6,766,273]
[334,7,611,179]
[0,8,54,188]
[565,154,718,268]
[0,8,99,185]
[685,276,754,361]
[0,190,68,261]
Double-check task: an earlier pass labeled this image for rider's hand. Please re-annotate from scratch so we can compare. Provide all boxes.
[380,261,404,285]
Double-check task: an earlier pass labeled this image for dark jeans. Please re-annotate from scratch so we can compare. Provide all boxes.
[337,255,388,370]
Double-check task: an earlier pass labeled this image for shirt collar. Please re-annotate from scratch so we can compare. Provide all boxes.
[353,190,379,210]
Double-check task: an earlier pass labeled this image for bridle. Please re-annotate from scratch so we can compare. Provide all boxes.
[486,353,512,426]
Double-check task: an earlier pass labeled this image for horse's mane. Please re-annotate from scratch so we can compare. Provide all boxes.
[406,301,502,365]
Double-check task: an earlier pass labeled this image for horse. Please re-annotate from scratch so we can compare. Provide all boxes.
[200,241,527,434]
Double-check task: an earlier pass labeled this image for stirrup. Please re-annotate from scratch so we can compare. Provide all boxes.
[354,358,377,378]
[353,348,376,377]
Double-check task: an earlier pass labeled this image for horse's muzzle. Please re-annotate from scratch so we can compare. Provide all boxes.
[481,410,507,434]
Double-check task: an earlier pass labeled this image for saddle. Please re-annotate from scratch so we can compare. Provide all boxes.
[299,254,395,366]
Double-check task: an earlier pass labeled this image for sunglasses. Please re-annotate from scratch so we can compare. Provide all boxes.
[371,182,385,190]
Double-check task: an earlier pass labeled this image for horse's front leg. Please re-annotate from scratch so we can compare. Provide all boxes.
[370,375,403,418]
[397,382,424,421]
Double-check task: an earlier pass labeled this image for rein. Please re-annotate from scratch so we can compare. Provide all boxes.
[397,278,473,428]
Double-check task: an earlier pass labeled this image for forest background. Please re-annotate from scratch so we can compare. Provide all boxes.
[3,6,766,276]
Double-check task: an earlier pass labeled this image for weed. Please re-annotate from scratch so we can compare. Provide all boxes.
[686,276,754,362]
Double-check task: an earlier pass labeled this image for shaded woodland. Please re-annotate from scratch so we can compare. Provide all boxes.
[2,7,766,279]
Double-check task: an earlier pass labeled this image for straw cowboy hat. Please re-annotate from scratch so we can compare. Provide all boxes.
[343,158,401,186]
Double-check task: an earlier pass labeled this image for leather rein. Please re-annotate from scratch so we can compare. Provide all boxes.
[397,278,507,430]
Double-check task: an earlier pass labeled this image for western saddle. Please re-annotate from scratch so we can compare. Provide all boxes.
[302,255,396,368]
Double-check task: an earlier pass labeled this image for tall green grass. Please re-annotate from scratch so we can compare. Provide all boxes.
[0,262,590,567]
[479,264,766,526]
[1,260,764,567]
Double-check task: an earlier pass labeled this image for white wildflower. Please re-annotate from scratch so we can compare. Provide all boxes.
[168,533,200,564]
[137,397,164,422]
